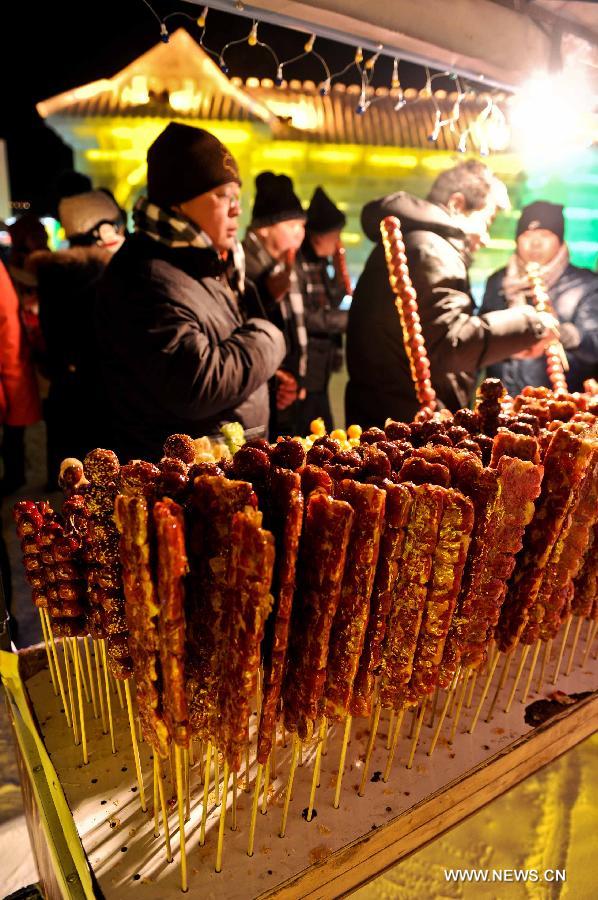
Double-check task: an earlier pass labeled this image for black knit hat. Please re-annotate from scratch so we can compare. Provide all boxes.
[516,201,565,242]
[146,123,240,209]
[307,186,346,234]
[250,172,306,227]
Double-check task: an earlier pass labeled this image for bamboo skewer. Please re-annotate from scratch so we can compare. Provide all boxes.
[552,616,572,684]
[156,755,172,862]
[521,640,541,704]
[199,742,212,847]
[582,621,597,668]
[449,670,470,743]
[465,670,478,709]
[63,638,79,745]
[537,639,552,693]
[486,650,514,722]
[358,703,381,797]
[386,710,395,750]
[215,761,230,873]
[306,718,326,822]
[429,668,461,756]
[271,729,277,778]
[504,644,530,713]
[43,611,71,728]
[260,753,271,815]
[383,707,404,782]
[407,704,418,736]
[114,677,125,710]
[231,772,238,832]
[76,643,91,705]
[188,741,194,767]
[247,762,263,856]
[333,715,352,807]
[93,639,107,734]
[124,679,147,812]
[153,756,160,838]
[39,609,58,696]
[83,637,99,719]
[70,639,88,764]
[407,700,427,769]
[214,751,221,804]
[100,641,116,753]
[428,686,439,728]
[244,741,251,793]
[469,652,500,734]
[566,617,583,676]
[174,744,188,891]
[280,735,300,838]
[183,748,190,823]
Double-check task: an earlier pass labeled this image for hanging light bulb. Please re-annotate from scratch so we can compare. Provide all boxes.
[304,33,316,53]
[319,77,331,96]
[160,22,169,43]
[365,44,383,72]
[235,0,245,10]
[275,64,283,87]
[355,46,363,65]
[248,21,258,46]
[197,6,208,28]
[391,58,401,90]
[427,109,442,142]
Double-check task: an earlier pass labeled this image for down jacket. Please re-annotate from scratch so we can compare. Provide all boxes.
[345,193,548,427]
[95,233,285,462]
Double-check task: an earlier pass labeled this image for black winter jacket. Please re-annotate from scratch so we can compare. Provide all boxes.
[95,233,285,462]
[481,262,598,395]
[345,193,547,427]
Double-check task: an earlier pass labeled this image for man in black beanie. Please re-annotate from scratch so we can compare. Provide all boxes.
[95,123,285,461]
[295,186,349,433]
[482,199,598,394]
[243,172,307,433]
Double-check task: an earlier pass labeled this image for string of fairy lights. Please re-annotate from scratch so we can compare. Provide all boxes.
[139,0,509,155]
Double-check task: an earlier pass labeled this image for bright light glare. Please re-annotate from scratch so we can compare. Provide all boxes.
[509,71,594,162]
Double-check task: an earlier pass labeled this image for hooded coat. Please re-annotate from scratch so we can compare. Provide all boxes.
[481,262,598,395]
[96,233,285,462]
[345,193,547,427]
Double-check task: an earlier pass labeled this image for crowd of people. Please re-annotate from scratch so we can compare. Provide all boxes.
[1,121,597,483]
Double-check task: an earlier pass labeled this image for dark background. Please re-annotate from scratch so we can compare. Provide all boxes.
[4,0,443,213]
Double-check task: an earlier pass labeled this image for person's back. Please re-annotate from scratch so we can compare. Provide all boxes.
[346,162,556,428]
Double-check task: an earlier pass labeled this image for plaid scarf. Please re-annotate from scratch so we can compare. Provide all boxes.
[133,196,245,292]
[502,242,570,307]
[244,231,308,381]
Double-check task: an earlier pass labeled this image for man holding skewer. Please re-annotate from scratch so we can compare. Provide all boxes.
[346,160,559,427]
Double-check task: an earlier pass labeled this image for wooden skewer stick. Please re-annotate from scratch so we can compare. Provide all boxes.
[504,644,530,713]
[486,650,514,722]
[521,640,541,704]
[407,704,418,736]
[174,744,188,891]
[244,740,251,793]
[76,641,91,705]
[183,747,191,823]
[280,734,300,838]
[156,755,172,862]
[383,707,404,783]
[100,641,116,753]
[537,639,552,693]
[445,681,460,720]
[465,669,478,709]
[214,750,220,804]
[124,679,147,811]
[306,718,326,822]
[199,742,212,847]
[188,741,194,767]
[39,609,58,695]
[552,616,573,684]
[70,639,88,764]
[83,637,99,719]
[63,638,79,745]
[582,620,597,668]
[42,611,71,727]
[215,760,230,873]
[469,653,499,734]
[271,727,277,778]
[386,710,395,750]
[407,700,427,769]
[92,639,107,734]
[565,617,583,676]
[260,753,271,815]
[334,715,352,807]
[321,722,328,759]
[231,772,238,832]
[449,670,471,743]
[153,755,160,837]
[114,676,125,710]
[247,762,263,856]
[428,668,461,756]
[428,686,439,728]
[358,703,381,797]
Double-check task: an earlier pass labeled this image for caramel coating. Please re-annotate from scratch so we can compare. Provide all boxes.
[270,437,306,471]
[83,448,120,485]
[163,433,196,464]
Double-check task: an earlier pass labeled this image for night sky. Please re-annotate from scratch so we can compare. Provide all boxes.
[5,0,443,213]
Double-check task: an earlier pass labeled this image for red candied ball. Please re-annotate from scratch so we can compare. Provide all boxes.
[270,437,306,471]
[163,433,196,464]
[401,299,418,315]
[187,462,224,481]
[384,420,411,441]
[360,427,386,445]
[360,445,391,480]
[84,449,120,486]
[421,387,437,404]
[119,460,160,497]
[411,333,425,348]
[231,445,271,481]
[401,285,418,302]
[243,438,272,455]
[306,443,334,466]
[301,464,333,497]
